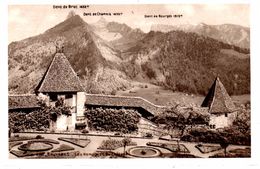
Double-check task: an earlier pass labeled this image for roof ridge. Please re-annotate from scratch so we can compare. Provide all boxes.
[58,54,85,91]
[37,52,85,92]
[201,77,235,114]
[209,77,218,113]
[37,53,57,92]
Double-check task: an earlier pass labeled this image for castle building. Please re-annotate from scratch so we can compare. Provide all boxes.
[8,50,237,132]
[35,51,86,131]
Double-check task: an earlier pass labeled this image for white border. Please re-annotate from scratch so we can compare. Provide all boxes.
[1,0,259,169]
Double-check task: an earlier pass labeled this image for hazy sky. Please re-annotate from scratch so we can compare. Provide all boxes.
[8,4,249,43]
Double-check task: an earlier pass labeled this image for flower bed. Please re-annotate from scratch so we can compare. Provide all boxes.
[98,139,137,150]
[32,139,59,144]
[146,142,190,153]
[11,150,79,158]
[210,147,251,158]
[58,137,91,148]
[18,141,53,152]
[181,127,250,146]
[9,141,23,150]
[161,153,198,158]
[33,151,79,159]
[127,146,161,158]
[51,144,75,152]
[9,136,35,142]
[91,151,126,158]
[10,150,45,157]
[195,144,222,153]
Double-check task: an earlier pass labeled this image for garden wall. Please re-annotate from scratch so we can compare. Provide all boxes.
[85,94,168,116]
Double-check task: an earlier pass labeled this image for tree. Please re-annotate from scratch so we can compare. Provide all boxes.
[122,137,131,155]
[157,107,186,151]
[219,136,229,157]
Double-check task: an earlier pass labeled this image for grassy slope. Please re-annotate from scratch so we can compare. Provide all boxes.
[117,83,250,107]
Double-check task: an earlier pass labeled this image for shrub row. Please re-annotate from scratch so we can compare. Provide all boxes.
[9,110,49,132]
[85,107,140,133]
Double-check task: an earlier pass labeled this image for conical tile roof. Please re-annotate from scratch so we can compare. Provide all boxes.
[201,77,236,114]
[36,52,85,93]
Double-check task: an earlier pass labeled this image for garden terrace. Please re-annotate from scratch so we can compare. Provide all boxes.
[85,94,168,116]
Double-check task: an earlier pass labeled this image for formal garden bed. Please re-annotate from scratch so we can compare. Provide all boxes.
[9,134,59,144]
[58,137,91,148]
[161,153,198,158]
[10,150,45,158]
[18,141,53,152]
[195,144,222,153]
[181,127,250,146]
[91,151,126,158]
[98,138,137,150]
[30,139,59,144]
[51,144,75,152]
[127,146,161,158]
[210,147,251,158]
[9,141,23,150]
[146,142,190,153]
[9,136,36,142]
[34,151,79,159]
[11,149,79,159]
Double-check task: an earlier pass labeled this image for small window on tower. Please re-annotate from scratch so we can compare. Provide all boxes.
[65,94,73,99]
[225,113,228,117]
[49,94,57,102]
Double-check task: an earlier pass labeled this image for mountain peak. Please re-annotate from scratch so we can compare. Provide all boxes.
[196,22,208,27]
[45,14,85,34]
[66,10,76,19]
[66,14,84,24]
[95,17,108,27]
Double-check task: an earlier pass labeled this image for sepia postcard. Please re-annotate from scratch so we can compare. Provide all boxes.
[7,3,251,161]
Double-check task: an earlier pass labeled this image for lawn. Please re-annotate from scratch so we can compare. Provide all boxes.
[117,83,250,106]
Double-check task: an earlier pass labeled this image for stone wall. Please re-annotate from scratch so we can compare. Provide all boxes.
[85,94,168,116]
